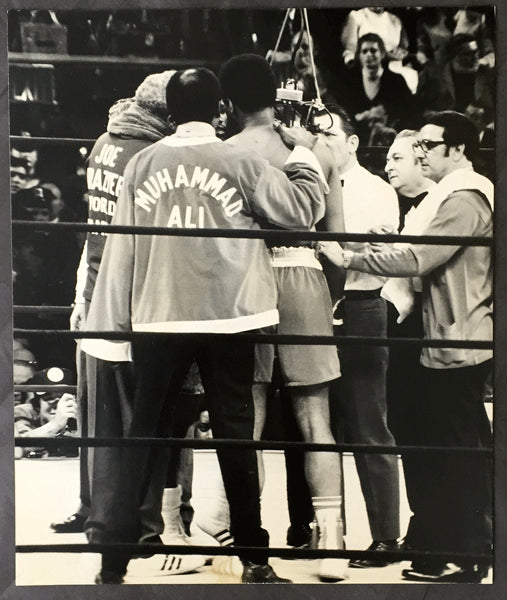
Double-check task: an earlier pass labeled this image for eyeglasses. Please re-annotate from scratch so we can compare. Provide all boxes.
[412,139,446,153]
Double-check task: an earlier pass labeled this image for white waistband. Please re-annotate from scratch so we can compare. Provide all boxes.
[270,246,322,270]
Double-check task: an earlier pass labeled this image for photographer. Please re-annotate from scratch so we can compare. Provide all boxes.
[14,367,77,459]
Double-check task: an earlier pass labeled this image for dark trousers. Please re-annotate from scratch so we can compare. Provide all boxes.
[404,360,492,561]
[75,344,90,519]
[331,296,400,541]
[102,336,268,574]
[80,300,166,543]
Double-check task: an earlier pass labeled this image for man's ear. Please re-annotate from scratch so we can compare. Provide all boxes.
[219,98,233,116]
[348,134,360,153]
[451,143,466,161]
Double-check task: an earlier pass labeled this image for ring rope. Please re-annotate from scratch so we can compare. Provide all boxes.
[12,329,493,350]
[12,220,492,246]
[13,436,492,456]
[15,542,490,563]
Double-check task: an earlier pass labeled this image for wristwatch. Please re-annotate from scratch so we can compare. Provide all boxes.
[342,250,354,269]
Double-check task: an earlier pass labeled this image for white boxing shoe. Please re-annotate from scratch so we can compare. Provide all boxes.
[319,558,349,582]
[129,552,206,577]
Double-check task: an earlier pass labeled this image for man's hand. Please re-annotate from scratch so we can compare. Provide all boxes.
[318,241,345,266]
[274,123,318,150]
[52,394,78,430]
[70,302,86,331]
[368,225,396,253]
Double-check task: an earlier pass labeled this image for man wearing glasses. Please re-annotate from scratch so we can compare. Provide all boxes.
[321,110,493,582]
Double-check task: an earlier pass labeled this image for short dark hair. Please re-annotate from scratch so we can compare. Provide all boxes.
[355,33,387,63]
[166,68,222,125]
[11,156,29,171]
[219,54,277,113]
[424,110,480,161]
[325,103,356,137]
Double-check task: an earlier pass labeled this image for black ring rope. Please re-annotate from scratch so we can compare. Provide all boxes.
[14,436,492,456]
[15,385,77,394]
[15,543,489,563]
[12,328,493,350]
[11,383,494,403]
[12,220,492,246]
[13,305,73,315]
[9,134,495,153]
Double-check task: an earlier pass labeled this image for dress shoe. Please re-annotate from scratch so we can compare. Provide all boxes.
[349,539,403,568]
[241,562,292,583]
[94,570,124,584]
[402,562,489,583]
[50,513,86,533]
[284,523,313,559]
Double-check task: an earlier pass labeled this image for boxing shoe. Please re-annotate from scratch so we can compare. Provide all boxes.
[211,554,243,578]
[314,516,348,582]
[241,561,292,583]
[130,552,206,577]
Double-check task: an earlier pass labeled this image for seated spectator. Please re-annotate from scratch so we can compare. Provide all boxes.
[13,342,38,406]
[415,8,453,67]
[453,7,495,68]
[337,33,414,143]
[341,7,408,66]
[37,182,67,222]
[465,99,494,147]
[10,156,30,198]
[341,7,418,93]
[11,147,40,190]
[14,367,77,459]
[416,32,495,117]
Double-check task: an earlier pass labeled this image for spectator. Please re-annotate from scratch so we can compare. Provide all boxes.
[416,32,495,117]
[10,156,30,197]
[337,33,414,144]
[453,8,495,68]
[13,343,38,406]
[321,110,493,583]
[465,99,494,148]
[415,8,453,66]
[14,367,77,459]
[341,7,408,67]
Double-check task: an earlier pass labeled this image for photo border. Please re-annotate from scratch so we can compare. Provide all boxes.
[1,1,505,598]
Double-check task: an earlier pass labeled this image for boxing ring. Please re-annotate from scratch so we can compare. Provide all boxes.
[11,163,494,583]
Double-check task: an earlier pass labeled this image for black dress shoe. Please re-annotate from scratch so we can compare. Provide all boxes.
[402,562,489,583]
[349,539,403,568]
[50,513,86,533]
[241,562,292,583]
[286,524,312,548]
[94,570,124,584]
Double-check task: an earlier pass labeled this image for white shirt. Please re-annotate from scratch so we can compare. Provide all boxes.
[341,8,403,64]
[341,161,399,291]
